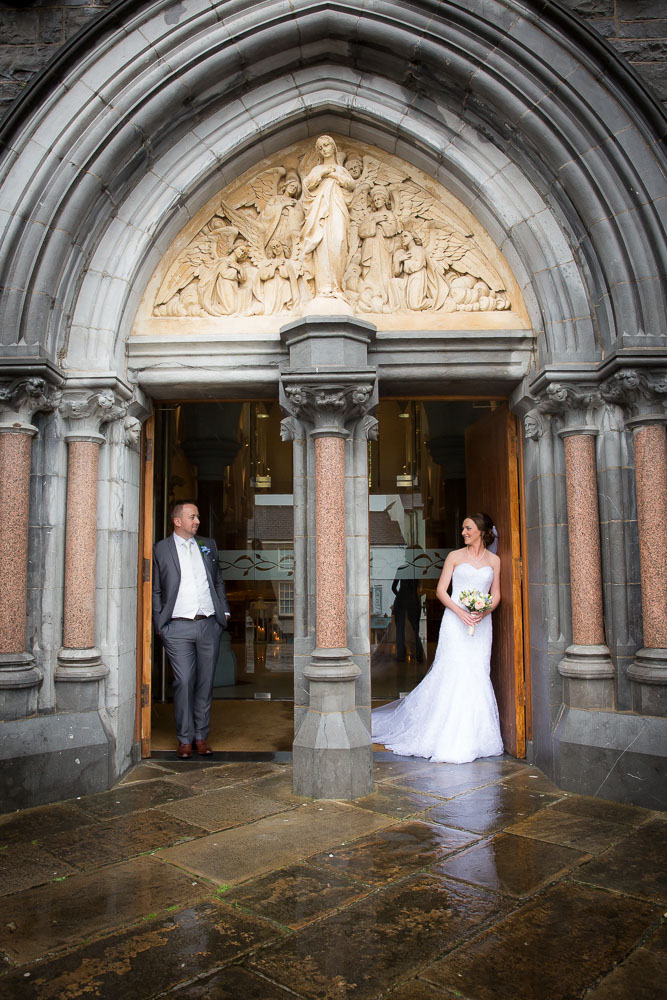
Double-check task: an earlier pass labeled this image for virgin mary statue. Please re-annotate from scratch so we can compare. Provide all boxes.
[300,135,355,300]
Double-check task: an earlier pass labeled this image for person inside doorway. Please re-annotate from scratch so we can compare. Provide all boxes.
[152,501,230,758]
[391,571,424,664]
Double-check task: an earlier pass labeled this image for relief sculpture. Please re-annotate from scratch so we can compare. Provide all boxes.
[154,136,512,319]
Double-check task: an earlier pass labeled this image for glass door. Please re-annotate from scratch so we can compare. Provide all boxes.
[370,399,497,701]
[153,400,294,704]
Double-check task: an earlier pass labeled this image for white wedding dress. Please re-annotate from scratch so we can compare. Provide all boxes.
[372,563,504,763]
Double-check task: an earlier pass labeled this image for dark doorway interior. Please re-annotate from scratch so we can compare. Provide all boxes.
[148,397,524,754]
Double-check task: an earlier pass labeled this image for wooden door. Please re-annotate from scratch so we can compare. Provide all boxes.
[136,415,155,758]
[465,404,525,757]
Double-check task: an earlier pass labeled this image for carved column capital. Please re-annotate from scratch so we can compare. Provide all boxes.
[281,375,377,437]
[600,368,667,428]
[0,376,61,433]
[59,388,129,442]
[532,381,600,434]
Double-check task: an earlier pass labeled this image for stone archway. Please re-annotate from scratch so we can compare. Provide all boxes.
[1,0,665,807]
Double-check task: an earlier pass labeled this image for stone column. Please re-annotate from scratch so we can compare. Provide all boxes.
[600,368,667,715]
[557,423,614,706]
[534,381,614,707]
[280,315,377,799]
[56,389,127,710]
[626,414,667,713]
[0,377,60,719]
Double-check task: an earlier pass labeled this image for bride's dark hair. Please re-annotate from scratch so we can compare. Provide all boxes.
[467,512,496,548]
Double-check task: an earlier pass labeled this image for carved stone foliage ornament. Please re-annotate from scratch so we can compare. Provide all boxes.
[0,377,61,426]
[59,389,129,439]
[600,369,667,417]
[282,380,376,433]
[145,136,524,331]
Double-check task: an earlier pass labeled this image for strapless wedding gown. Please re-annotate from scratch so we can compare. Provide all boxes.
[372,563,504,763]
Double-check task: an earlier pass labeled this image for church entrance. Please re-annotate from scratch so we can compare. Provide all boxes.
[137,396,527,757]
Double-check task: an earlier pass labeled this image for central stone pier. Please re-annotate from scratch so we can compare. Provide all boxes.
[280,315,377,799]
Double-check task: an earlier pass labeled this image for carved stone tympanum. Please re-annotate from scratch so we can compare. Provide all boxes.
[144,136,524,331]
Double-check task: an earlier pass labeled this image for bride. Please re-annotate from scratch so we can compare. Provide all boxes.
[372,512,504,763]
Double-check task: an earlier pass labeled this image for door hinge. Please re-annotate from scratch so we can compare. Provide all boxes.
[143,557,151,583]
[141,683,150,708]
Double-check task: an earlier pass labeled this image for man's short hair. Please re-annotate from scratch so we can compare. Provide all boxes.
[171,500,197,523]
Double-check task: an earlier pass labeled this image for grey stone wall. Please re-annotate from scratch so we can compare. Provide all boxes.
[0,1,666,125]
[560,0,667,105]
[0,0,112,121]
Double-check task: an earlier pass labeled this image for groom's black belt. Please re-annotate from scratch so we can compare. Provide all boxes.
[171,615,212,621]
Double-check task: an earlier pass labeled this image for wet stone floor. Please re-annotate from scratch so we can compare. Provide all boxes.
[0,755,665,999]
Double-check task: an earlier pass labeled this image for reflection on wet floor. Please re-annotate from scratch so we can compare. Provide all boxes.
[0,756,665,999]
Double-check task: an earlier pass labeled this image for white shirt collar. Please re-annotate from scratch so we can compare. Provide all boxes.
[173,533,196,549]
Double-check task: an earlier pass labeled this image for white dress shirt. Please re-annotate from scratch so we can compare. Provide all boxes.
[171,534,215,619]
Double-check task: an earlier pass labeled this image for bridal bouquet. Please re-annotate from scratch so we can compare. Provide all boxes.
[459,589,493,636]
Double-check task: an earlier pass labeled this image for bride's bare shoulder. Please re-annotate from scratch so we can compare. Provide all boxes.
[449,546,467,565]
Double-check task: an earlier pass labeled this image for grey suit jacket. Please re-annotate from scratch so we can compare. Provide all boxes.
[152,534,230,633]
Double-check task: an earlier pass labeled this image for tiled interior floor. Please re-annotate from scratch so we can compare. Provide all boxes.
[0,755,665,999]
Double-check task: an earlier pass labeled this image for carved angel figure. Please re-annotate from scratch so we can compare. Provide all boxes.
[299,135,355,299]
[154,224,242,316]
[233,167,305,254]
[358,186,403,313]
[253,240,303,314]
[390,231,433,311]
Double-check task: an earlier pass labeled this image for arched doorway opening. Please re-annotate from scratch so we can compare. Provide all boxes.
[137,394,528,758]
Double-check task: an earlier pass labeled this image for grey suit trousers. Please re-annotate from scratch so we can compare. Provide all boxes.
[160,616,223,744]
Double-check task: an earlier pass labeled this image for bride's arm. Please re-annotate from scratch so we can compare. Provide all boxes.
[472,555,501,623]
[436,552,477,627]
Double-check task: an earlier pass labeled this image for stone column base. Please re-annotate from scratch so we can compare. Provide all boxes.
[56,647,109,712]
[293,647,373,800]
[0,652,42,721]
[628,648,667,716]
[558,644,615,709]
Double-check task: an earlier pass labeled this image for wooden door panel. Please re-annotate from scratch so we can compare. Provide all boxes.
[465,404,525,757]
[137,415,155,758]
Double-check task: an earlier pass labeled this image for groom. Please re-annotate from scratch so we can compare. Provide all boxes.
[152,501,230,758]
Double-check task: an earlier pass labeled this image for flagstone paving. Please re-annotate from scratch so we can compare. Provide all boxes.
[0,754,665,999]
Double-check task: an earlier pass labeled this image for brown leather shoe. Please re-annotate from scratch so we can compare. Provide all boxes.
[176,742,193,759]
[195,739,214,755]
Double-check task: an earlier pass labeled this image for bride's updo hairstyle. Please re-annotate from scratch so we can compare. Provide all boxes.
[467,512,496,548]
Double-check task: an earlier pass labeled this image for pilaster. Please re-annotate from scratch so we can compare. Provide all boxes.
[0,376,61,719]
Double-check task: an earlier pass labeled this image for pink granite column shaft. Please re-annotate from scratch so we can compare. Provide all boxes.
[315,435,347,649]
[63,440,100,649]
[0,430,34,654]
[563,433,605,646]
[633,423,667,649]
